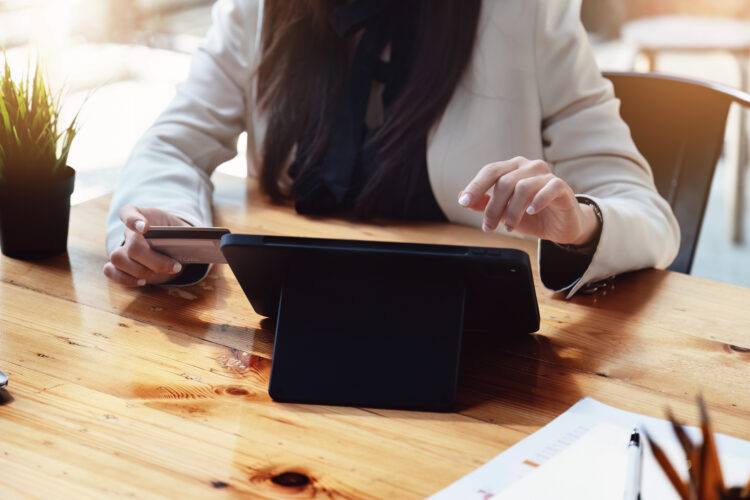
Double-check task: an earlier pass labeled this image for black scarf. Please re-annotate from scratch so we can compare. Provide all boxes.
[288,0,445,220]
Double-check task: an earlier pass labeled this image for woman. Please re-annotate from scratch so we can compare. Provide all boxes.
[104,0,680,297]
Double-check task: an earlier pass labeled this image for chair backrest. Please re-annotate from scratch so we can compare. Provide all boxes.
[603,71,750,274]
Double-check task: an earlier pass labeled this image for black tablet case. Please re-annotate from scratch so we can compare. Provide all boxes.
[221,235,539,411]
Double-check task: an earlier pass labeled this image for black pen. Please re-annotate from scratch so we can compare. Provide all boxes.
[624,428,643,500]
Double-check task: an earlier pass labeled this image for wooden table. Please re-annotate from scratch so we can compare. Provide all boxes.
[2,173,750,499]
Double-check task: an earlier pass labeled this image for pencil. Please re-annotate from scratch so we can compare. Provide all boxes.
[644,430,690,500]
[740,476,750,498]
[667,409,700,497]
[698,397,725,500]
[667,410,695,456]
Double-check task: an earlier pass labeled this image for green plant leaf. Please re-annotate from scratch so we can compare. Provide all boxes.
[0,50,82,184]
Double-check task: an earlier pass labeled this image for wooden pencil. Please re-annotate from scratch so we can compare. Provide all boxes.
[668,409,700,499]
[645,430,690,500]
[698,397,725,500]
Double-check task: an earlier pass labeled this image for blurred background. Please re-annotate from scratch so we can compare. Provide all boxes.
[1,0,748,287]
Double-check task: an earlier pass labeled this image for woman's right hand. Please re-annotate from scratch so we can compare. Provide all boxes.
[103,205,190,287]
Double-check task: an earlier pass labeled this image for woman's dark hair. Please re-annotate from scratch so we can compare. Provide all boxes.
[256,0,482,214]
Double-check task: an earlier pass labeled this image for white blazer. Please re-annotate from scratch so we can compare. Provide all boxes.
[106,0,680,296]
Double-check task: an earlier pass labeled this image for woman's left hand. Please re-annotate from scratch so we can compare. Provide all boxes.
[458,156,599,246]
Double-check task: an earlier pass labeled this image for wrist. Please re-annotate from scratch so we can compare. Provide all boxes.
[570,203,599,246]
[555,197,603,253]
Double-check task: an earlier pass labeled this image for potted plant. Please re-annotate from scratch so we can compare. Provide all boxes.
[0,56,79,259]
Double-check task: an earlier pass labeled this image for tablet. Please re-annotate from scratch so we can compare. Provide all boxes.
[220,234,539,410]
[221,234,539,332]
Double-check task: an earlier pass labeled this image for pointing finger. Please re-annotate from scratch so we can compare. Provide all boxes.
[458,158,525,210]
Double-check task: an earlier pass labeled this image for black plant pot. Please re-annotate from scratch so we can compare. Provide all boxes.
[0,166,76,260]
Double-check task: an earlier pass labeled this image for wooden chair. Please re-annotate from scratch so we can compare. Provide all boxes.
[621,16,750,243]
[603,71,750,274]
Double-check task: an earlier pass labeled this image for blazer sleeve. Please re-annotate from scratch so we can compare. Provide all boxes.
[105,0,260,256]
[533,0,680,297]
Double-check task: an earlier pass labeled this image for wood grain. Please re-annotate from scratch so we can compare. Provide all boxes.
[1,172,749,498]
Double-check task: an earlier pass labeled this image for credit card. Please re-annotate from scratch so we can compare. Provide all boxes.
[144,226,230,264]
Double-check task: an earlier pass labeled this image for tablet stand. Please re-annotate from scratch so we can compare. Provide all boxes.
[268,270,466,411]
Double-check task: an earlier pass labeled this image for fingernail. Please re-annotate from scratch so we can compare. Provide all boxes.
[482,222,493,232]
[172,262,182,273]
[526,204,536,215]
[137,278,146,286]
[135,220,146,233]
[458,193,472,207]
[505,224,513,232]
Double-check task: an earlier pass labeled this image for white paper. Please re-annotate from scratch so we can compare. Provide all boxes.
[430,397,750,499]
